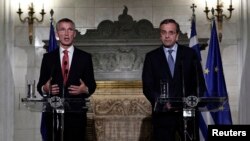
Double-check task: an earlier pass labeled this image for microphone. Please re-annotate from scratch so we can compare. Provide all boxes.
[191,59,200,141]
[166,80,169,98]
[193,59,200,97]
[180,60,186,98]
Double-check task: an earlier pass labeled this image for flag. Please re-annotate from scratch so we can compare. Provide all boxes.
[188,15,206,140]
[189,16,202,61]
[47,21,58,52]
[41,19,57,141]
[199,19,233,141]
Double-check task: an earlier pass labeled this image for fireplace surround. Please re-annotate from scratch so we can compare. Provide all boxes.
[43,6,207,141]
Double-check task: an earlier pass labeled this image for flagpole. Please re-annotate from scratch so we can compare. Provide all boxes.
[190,3,197,22]
[40,9,59,141]
[50,9,54,24]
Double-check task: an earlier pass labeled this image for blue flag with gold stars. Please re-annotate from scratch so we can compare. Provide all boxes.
[47,20,58,52]
[199,19,233,140]
[41,19,58,141]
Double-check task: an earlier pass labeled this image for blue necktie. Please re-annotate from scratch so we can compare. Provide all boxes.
[168,50,174,76]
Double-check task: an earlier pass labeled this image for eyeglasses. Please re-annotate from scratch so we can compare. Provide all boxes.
[160,30,177,36]
[57,28,75,34]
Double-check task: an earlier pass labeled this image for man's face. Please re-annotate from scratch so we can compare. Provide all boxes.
[56,22,76,48]
[160,23,179,48]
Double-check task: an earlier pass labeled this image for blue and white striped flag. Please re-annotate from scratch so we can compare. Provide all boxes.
[189,15,206,141]
[189,17,202,61]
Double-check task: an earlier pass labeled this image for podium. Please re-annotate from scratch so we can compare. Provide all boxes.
[21,96,89,141]
[154,95,228,141]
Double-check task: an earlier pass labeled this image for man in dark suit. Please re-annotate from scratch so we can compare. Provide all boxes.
[142,19,206,141]
[37,18,96,141]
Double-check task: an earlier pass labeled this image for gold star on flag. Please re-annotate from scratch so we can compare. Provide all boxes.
[204,68,209,74]
[215,67,218,72]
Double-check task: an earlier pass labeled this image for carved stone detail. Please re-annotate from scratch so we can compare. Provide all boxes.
[94,116,152,141]
[75,6,159,40]
[92,47,144,72]
[90,81,152,141]
[94,118,105,140]
[91,95,151,116]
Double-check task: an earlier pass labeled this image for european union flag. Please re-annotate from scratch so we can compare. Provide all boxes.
[41,19,58,141]
[189,17,202,61]
[199,19,233,141]
[47,21,58,53]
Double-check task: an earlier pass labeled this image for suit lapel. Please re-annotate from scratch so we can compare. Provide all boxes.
[174,45,183,77]
[67,48,78,83]
[55,49,64,82]
[172,45,184,93]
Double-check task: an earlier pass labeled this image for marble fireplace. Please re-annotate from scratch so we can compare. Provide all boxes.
[43,6,207,141]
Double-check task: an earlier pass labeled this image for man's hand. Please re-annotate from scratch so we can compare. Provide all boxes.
[68,79,89,95]
[43,78,59,95]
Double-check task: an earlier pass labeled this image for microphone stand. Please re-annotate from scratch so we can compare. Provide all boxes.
[183,60,201,141]
[194,60,200,98]
[181,61,193,141]
[59,70,68,141]
[193,60,201,141]
[48,79,56,141]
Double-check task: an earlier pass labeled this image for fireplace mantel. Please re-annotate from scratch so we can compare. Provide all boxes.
[43,6,208,141]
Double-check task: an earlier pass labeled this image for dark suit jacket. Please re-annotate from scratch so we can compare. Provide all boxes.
[37,47,96,141]
[142,44,206,140]
[37,47,96,105]
[142,44,206,108]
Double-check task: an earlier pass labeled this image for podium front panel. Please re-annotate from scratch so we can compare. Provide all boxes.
[154,96,228,112]
[21,97,89,113]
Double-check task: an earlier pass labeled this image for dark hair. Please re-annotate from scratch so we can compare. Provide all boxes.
[56,18,76,31]
[159,19,180,34]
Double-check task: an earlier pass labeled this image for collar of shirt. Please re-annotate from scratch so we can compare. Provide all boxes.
[163,43,178,61]
[60,45,74,68]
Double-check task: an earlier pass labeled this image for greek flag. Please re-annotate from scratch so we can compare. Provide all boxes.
[189,17,202,61]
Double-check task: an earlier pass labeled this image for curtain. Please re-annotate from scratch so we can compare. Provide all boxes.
[239,0,250,124]
[0,0,15,141]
